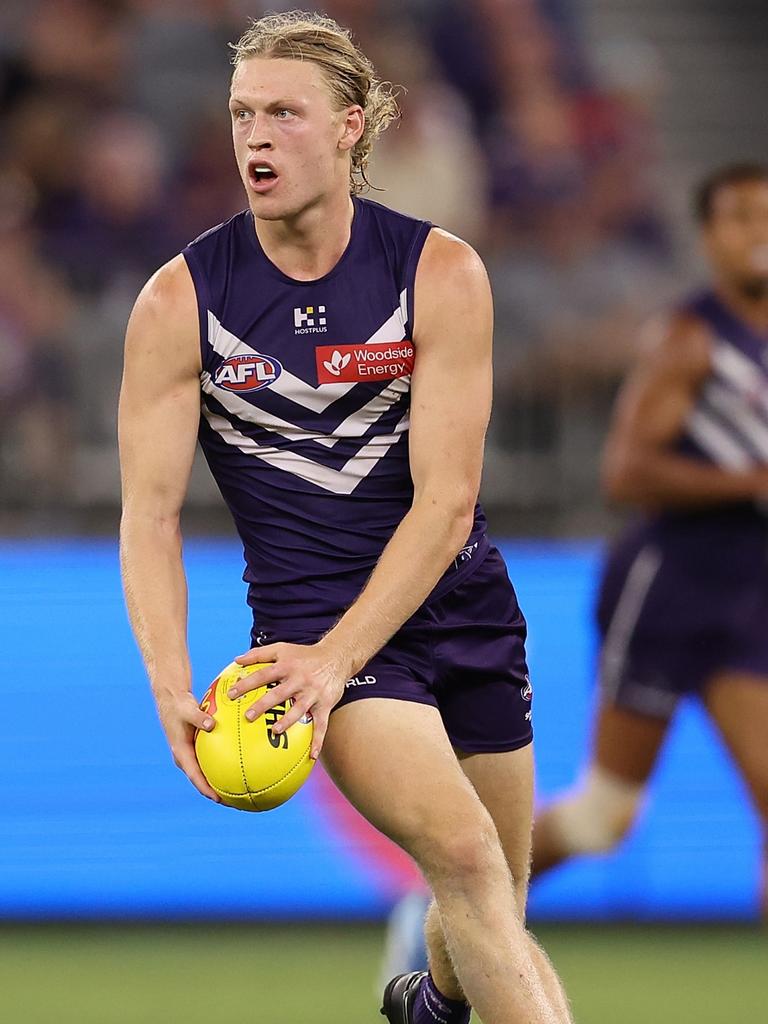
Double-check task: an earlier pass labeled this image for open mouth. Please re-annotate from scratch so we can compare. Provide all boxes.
[248,162,279,191]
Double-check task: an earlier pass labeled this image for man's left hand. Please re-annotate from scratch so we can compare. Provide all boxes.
[230,642,350,759]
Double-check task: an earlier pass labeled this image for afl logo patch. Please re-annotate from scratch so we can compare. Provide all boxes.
[521,677,533,702]
[214,354,282,393]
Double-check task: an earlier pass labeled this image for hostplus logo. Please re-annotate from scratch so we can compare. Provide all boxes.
[294,305,327,335]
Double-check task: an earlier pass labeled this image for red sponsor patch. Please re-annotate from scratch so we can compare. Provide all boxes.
[315,341,414,385]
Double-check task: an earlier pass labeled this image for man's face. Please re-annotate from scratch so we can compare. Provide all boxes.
[703,180,768,298]
[229,57,353,221]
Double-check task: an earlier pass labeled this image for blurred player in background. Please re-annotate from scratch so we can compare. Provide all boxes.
[119,11,571,1024]
[532,164,768,901]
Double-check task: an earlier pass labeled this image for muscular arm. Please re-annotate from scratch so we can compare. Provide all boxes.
[321,229,492,670]
[234,230,493,754]
[602,313,768,510]
[119,255,218,799]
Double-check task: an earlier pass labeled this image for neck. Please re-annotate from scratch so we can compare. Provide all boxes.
[715,278,768,334]
[253,190,355,281]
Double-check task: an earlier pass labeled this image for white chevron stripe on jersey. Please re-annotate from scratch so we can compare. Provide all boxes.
[313,376,410,448]
[201,370,410,449]
[712,340,764,396]
[702,380,768,459]
[399,287,408,325]
[202,404,410,494]
[207,291,408,414]
[201,371,325,442]
[686,408,755,469]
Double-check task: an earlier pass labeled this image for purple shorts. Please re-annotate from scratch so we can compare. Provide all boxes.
[335,548,532,752]
[254,548,533,754]
[597,516,768,719]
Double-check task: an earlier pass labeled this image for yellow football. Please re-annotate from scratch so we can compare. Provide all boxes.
[195,660,314,811]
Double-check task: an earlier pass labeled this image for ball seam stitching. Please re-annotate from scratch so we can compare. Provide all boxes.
[235,697,250,804]
[213,737,313,798]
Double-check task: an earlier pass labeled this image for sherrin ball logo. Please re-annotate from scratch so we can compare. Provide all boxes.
[214,353,283,393]
[195,661,314,812]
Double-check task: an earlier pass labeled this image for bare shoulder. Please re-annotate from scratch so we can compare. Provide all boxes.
[416,227,489,291]
[641,309,713,382]
[414,229,491,342]
[130,254,197,328]
[126,254,200,372]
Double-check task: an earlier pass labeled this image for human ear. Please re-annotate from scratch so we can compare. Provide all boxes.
[338,106,365,152]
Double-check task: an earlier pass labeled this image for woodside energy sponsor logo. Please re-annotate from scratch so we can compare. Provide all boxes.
[315,341,414,384]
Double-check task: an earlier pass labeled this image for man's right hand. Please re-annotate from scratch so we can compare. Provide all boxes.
[154,689,221,802]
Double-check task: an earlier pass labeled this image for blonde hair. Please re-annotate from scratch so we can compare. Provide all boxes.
[230,10,400,195]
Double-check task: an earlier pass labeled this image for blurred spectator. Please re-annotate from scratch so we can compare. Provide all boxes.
[171,108,243,247]
[0,0,675,521]
[366,31,488,245]
[4,91,87,222]
[41,111,177,296]
[583,36,668,254]
[0,206,76,508]
[126,1,239,157]
[12,0,130,104]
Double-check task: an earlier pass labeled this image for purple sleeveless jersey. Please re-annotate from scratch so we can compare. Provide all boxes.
[597,290,768,717]
[182,198,489,635]
[677,290,768,485]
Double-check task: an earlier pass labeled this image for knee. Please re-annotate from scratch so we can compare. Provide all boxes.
[419,816,503,885]
[543,766,644,856]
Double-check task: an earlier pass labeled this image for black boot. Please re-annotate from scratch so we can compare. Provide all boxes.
[380,971,428,1024]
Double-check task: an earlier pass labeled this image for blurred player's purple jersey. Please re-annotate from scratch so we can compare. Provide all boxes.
[597,290,768,716]
[677,290,768,475]
[182,198,489,632]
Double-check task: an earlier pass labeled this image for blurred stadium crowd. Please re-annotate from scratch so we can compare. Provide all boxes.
[0,0,693,525]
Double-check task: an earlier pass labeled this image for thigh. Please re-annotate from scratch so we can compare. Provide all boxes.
[456,744,534,917]
[592,701,671,785]
[704,671,768,819]
[321,697,495,868]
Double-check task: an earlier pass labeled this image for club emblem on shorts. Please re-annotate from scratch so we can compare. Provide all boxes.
[214,353,283,393]
[455,541,479,567]
[521,677,533,702]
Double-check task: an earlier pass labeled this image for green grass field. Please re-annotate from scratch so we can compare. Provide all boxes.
[0,923,764,1023]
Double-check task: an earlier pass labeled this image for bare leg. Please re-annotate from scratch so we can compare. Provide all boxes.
[425,900,571,1020]
[704,672,768,917]
[532,702,669,877]
[422,745,571,1021]
[322,700,561,1024]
